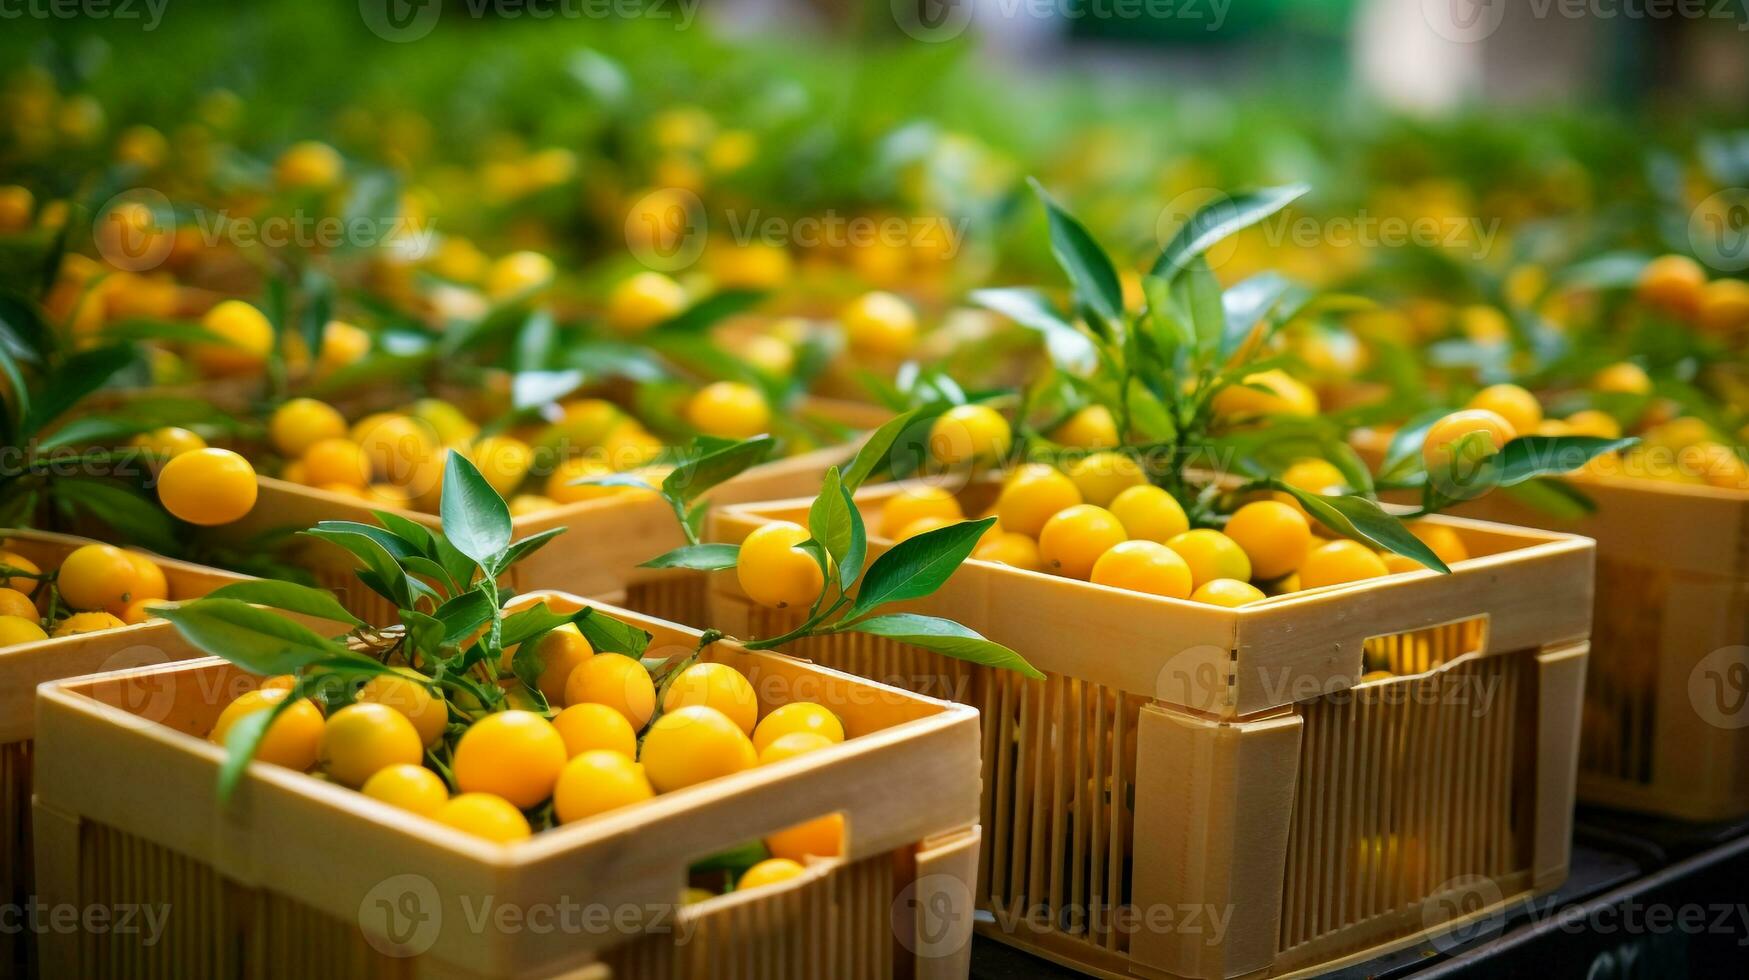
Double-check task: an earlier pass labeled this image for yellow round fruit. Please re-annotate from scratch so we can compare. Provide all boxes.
[996,465,1080,538]
[356,669,447,747]
[879,486,963,539]
[1213,369,1318,419]
[119,598,169,625]
[1223,501,1312,581]
[1164,529,1252,589]
[319,702,425,788]
[1637,254,1706,318]
[708,240,790,289]
[192,300,274,375]
[209,688,323,771]
[757,731,836,765]
[275,140,343,190]
[1089,540,1192,599]
[1421,409,1515,472]
[1298,540,1390,590]
[737,858,807,891]
[685,382,770,439]
[433,793,531,843]
[1108,485,1190,543]
[1190,578,1267,607]
[1039,505,1128,580]
[1565,410,1622,439]
[1466,384,1543,437]
[895,516,959,540]
[1050,405,1119,448]
[0,615,48,646]
[452,710,567,808]
[485,250,554,301]
[662,662,759,736]
[123,551,168,602]
[554,750,654,824]
[1699,279,1749,335]
[0,588,35,619]
[269,398,347,458]
[51,611,127,636]
[56,543,139,611]
[1067,452,1145,508]
[301,438,371,489]
[469,436,532,497]
[1688,442,1749,489]
[356,414,436,485]
[928,405,1012,467]
[766,814,844,862]
[0,185,33,232]
[1381,552,1426,574]
[751,702,845,755]
[736,521,824,609]
[564,653,656,729]
[131,426,206,459]
[1591,362,1651,396]
[974,532,1043,571]
[503,623,595,706]
[1280,458,1347,495]
[362,763,449,816]
[157,448,258,525]
[0,551,37,593]
[552,702,638,759]
[1409,523,1470,565]
[317,320,371,373]
[510,494,557,517]
[607,271,687,332]
[638,705,757,793]
[545,457,615,505]
[840,291,917,356]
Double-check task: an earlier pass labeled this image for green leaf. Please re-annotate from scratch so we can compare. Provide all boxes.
[808,467,853,566]
[968,287,1097,373]
[649,289,767,335]
[1151,184,1310,281]
[1504,478,1596,520]
[157,599,375,676]
[1180,256,1226,359]
[498,604,577,649]
[21,344,137,437]
[662,436,777,505]
[849,614,1041,679]
[572,607,650,657]
[35,415,162,450]
[52,478,176,553]
[440,452,513,569]
[512,369,585,411]
[1219,271,1295,357]
[216,665,375,801]
[838,483,866,590]
[1269,483,1449,573]
[433,589,495,645]
[499,527,566,570]
[302,527,415,608]
[640,542,741,570]
[851,517,993,617]
[842,408,919,492]
[1028,178,1124,326]
[298,267,334,362]
[206,581,364,627]
[1489,436,1637,488]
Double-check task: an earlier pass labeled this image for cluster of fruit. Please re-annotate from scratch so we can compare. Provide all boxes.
[0,543,177,647]
[204,620,847,894]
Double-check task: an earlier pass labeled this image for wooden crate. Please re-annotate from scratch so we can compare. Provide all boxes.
[0,529,262,975]
[708,483,1593,979]
[31,595,982,980]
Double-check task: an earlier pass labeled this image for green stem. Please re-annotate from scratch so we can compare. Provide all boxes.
[742,593,853,650]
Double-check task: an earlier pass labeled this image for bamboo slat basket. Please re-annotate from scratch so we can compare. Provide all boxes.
[0,529,263,974]
[217,397,889,628]
[31,595,983,980]
[708,483,1594,979]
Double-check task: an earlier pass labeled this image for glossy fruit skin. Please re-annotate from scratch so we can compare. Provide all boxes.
[320,703,425,788]
[1591,362,1651,396]
[275,140,343,189]
[607,271,686,332]
[0,551,41,593]
[662,662,759,736]
[504,623,594,706]
[757,731,836,765]
[157,448,258,525]
[1298,539,1390,590]
[996,465,1081,538]
[1421,409,1515,472]
[895,516,958,541]
[974,532,1043,571]
[210,689,323,771]
[131,426,206,459]
[1191,578,1266,607]
[1067,452,1145,508]
[357,415,436,485]
[1050,405,1119,448]
[0,615,48,645]
[119,598,168,624]
[751,702,845,755]
[545,457,615,505]
[1039,505,1128,580]
[736,521,824,609]
[639,705,758,793]
[928,405,1012,467]
[1637,254,1706,318]
[0,589,35,619]
[1408,523,1470,565]
[1213,369,1317,419]
[879,487,963,539]
[553,750,654,824]
[57,543,138,611]
[452,710,568,808]
[552,703,638,759]
[1223,501,1312,581]
[737,858,807,891]
[766,814,844,862]
[564,652,656,729]
[1467,384,1543,437]
[300,438,371,489]
[362,763,449,816]
[1090,541,1192,599]
[1164,529,1252,589]
[1700,279,1749,334]
[125,552,168,602]
[193,300,274,374]
[356,670,447,747]
[484,251,554,301]
[470,436,533,497]
[269,398,347,458]
[433,793,532,844]
[52,611,128,636]
[840,291,917,356]
[1280,458,1347,494]
[685,382,770,440]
